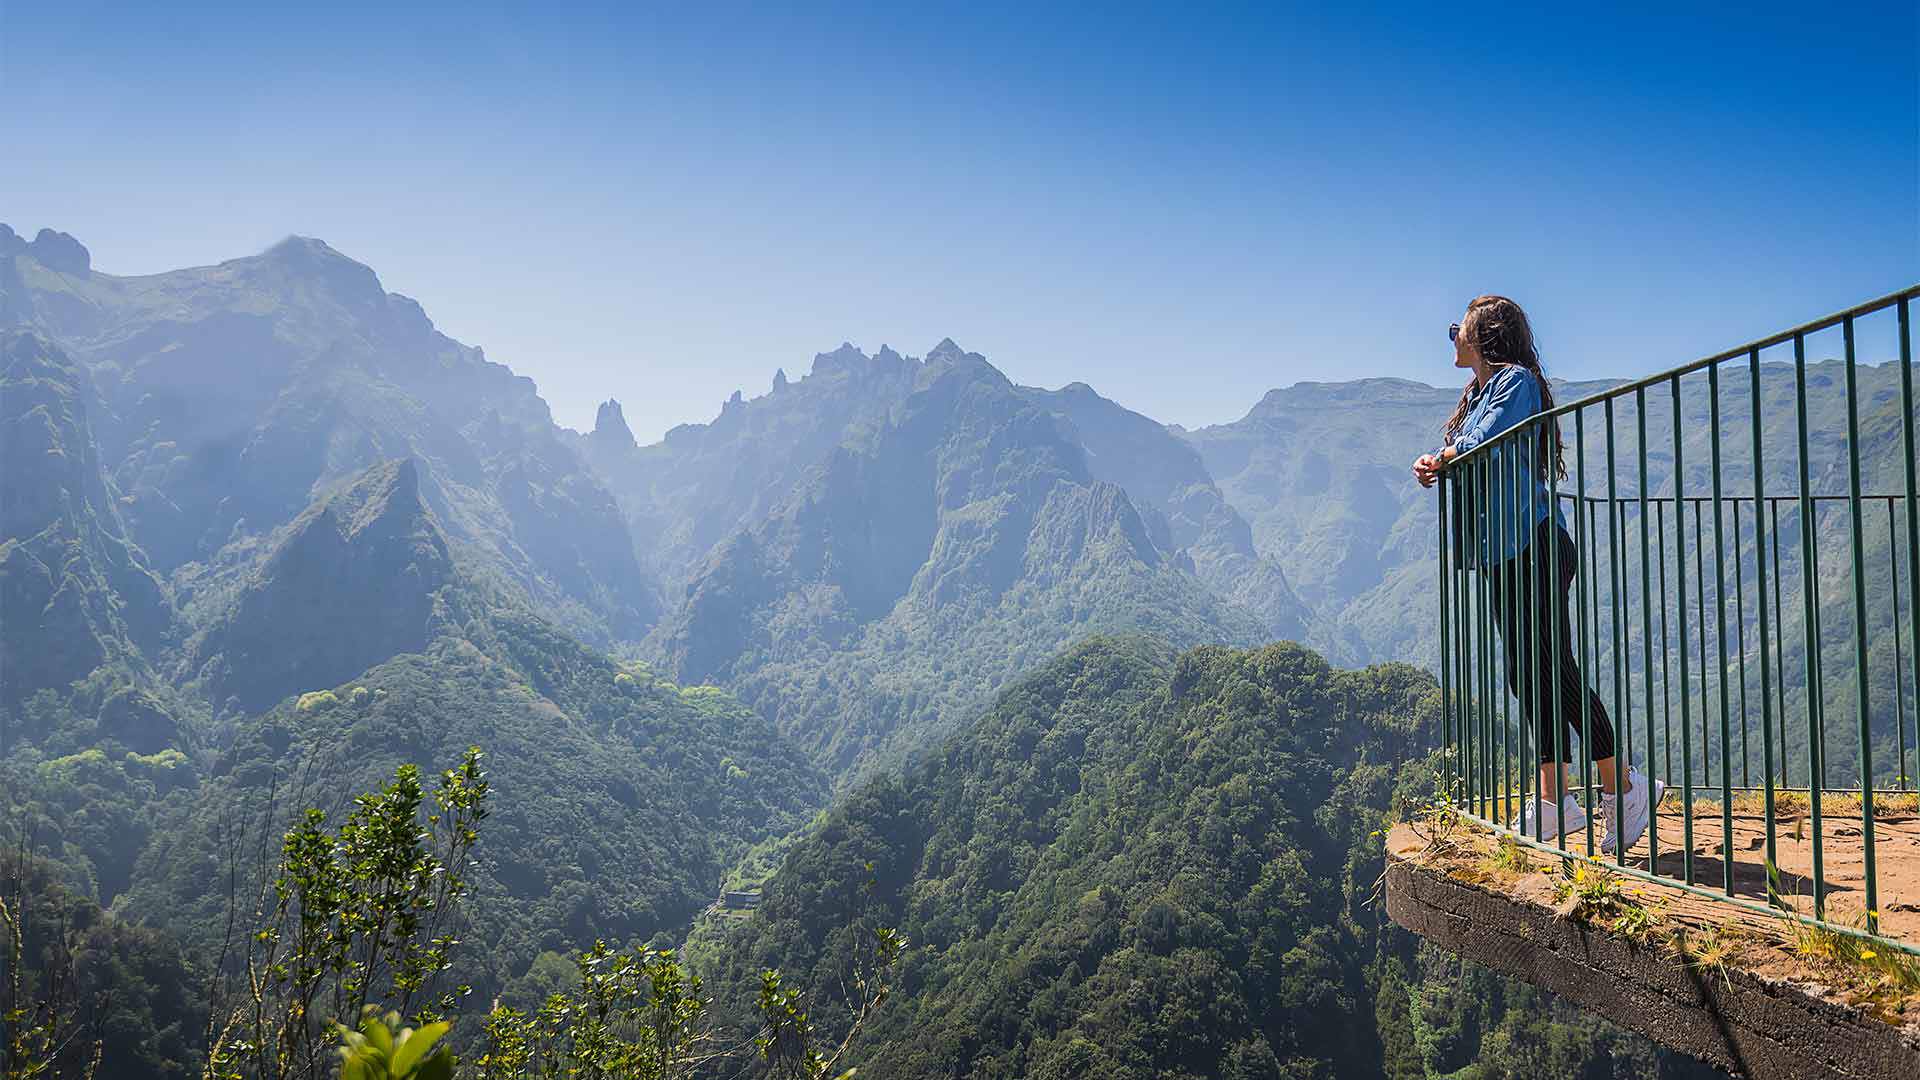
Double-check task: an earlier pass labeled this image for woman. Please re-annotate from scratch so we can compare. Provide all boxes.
[1412,295,1662,852]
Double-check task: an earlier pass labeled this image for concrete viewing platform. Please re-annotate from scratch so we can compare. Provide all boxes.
[1384,795,1920,1080]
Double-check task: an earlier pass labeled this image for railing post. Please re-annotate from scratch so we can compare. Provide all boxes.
[1497,438,1512,828]
[1734,501,1751,790]
[1793,332,1826,918]
[1458,471,1474,813]
[1890,498,1907,792]
[1842,318,1878,930]
[1543,457,1559,845]
[1694,499,1709,810]
[1479,451,1494,819]
[1439,471,1453,802]
[1574,408,1595,854]
[1709,362,1734,894]
[1770,498,1788,789]
[1659,500,1674,789]
[1672,375,1695,884]
[1748,346,1778,882]
[1526,421,1542,838]
[1637,387,1659,870]
[1901,297,1920,792]
[1605,398,1628,862]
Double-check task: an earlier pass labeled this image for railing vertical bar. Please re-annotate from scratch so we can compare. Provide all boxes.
[1614,430,1635,782]
[1638,387,1660,869]
[1891,497,1907,791]
[1575,409,1596,855]
[1660,499,1674,789]
[1749,347,1778,881]
[1770,498,1788,788]
[1842,317,1878,929]
[1481,450,1495,819]
[1499,435,1513,828]
[1527,421,1543,838]
[1694,499,1709,808]
[1468,456,1481,815]
[1439,471,1453,802]
[1455,469,1473,812]
[1793,332,1826,917]
[1606,398,1628,862]
[1708,363,1735,894]
[1552,475,1569,855]
[1901,297,1920,793]
[1466,482,1479,810]
[1672,376,1695,884]
[1735,499,1751,790]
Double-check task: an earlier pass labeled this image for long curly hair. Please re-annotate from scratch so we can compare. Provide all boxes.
[1442,295,1566,479]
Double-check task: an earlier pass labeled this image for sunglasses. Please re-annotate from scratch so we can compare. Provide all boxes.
[1448,322,1461,342]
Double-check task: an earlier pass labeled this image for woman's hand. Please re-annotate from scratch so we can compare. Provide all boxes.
[1412,452,1441,488]
[1414,446,1456,488]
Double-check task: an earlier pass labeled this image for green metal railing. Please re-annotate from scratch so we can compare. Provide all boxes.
[1435,285,1920,952]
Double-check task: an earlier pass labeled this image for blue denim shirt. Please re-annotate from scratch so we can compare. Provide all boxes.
[1449,365,1565,565]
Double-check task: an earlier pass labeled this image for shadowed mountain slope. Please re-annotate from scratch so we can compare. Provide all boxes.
[0,330,169,707]
[183,458,451,713]
[0,227,655,646]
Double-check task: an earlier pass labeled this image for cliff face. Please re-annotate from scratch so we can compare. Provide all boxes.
[1023,380,1308,641]
[0,331,168,704]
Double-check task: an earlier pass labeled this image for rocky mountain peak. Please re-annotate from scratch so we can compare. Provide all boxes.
[591,398,637,451]
[926,337,966,362]
[3,227,92,274]
[252,235,387,311]
[810,342,869,376]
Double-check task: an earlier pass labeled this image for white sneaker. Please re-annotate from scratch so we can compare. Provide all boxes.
[1513,794,1587,841]
[1600,769,1666,854]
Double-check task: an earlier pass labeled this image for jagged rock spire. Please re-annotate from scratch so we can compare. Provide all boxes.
[591,398,636,451]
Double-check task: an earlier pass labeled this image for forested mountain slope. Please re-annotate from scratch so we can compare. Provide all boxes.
[696,635,1723,1079]
[2,447,832,1033]
[0,250,836,1061]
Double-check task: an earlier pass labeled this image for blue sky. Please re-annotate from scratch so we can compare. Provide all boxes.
[4,2,1915,439]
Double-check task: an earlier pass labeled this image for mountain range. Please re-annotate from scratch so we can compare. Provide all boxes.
[0,226,1774,1077]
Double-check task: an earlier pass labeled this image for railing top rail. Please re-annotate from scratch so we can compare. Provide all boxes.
[1552,491,1910,504]
[1449,283,1920,470]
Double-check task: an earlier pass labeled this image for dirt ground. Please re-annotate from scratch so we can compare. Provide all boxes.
[1462,791,1920,941]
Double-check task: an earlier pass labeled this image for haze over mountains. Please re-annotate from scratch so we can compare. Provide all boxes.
[0,227,1739,1077]
[10,224,1896,806]
[2,224,1463,762]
